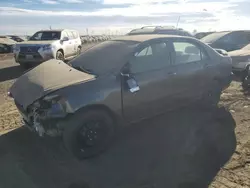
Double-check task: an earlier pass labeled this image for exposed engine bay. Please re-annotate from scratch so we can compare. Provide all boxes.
[19,95,71,137]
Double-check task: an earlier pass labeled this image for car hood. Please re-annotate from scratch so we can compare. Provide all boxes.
[18,40,56,45]
[9,59,95,109]
[0,38,16,45]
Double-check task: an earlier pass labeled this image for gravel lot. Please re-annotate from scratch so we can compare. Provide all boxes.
[0,47,249,188]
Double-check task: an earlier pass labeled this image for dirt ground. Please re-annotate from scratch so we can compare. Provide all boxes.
[0,54,249,188]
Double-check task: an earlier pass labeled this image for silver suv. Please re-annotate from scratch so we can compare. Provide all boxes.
[13,29,82,68]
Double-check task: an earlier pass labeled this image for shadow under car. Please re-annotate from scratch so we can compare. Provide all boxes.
[0,106,236,188]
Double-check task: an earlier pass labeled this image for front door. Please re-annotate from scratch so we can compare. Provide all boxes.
[121,39,176,122]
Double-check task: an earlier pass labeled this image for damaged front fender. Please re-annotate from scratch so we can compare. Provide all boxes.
[25,94,73,137]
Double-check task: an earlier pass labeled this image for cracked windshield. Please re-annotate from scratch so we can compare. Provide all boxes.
[0,0,250,188]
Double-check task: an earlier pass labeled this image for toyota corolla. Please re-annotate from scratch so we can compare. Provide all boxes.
[9,35,232,159]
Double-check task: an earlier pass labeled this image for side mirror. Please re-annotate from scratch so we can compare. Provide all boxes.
[61,37,69,42]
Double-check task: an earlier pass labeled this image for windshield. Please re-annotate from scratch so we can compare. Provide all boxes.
[29,31,61,41]
[70,40,139,75]
[201,32,229,43]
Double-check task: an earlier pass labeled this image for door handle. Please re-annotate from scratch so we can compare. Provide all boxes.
[168,72,177,75]
[120,72,130,77]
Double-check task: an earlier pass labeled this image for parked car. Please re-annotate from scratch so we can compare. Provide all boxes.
[194,32,214,39]
[127,26,193,37]
[13,29,82,68]
[201,30,250,52]
[9,35,232,159]
[228,44,250,79]
[0,37,16,53]
[7,35,25,42]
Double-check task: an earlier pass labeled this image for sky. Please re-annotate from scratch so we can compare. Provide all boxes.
[0,0,250,35]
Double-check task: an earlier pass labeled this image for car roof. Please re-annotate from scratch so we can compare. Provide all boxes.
[35,29,79,33]
[111,34,187,43]
[127,26,191,35]
[37,29,64,32]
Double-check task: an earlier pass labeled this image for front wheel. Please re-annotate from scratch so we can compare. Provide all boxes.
[56,51,64,61]
[63,110,115,160]
[77,47,81,56]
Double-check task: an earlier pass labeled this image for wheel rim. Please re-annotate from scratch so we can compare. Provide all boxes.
[76,119,107,152]
[57,52,64,61]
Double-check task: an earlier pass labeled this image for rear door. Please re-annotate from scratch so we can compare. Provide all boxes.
[169,39,210,102]
[122,39,177,122]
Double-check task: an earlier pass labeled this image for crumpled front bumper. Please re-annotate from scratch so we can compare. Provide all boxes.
[15,100,66,137]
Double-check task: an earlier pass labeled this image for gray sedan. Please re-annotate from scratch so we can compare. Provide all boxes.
[9,35,232,159]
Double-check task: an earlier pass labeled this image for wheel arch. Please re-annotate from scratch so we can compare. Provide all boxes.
[57,48,64,56]
[73,104,120,126]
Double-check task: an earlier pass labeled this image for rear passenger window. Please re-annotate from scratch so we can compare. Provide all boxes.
[173,42,206,64]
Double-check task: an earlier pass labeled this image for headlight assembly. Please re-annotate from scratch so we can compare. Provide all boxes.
[43,94,63,104]
[41,95,67,117]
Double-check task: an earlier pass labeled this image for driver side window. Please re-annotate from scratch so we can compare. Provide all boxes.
[33,32,42,40]
[61,31,68,40]
[130,41,171,74]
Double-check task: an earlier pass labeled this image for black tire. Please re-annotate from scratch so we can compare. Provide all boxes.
[63,110,115,160]
[56,50,64,61]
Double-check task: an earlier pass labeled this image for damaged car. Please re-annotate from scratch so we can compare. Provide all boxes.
[9,35,233,159]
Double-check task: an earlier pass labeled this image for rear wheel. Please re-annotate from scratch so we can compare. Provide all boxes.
[63,110,115,160]
[56,50,64,61]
